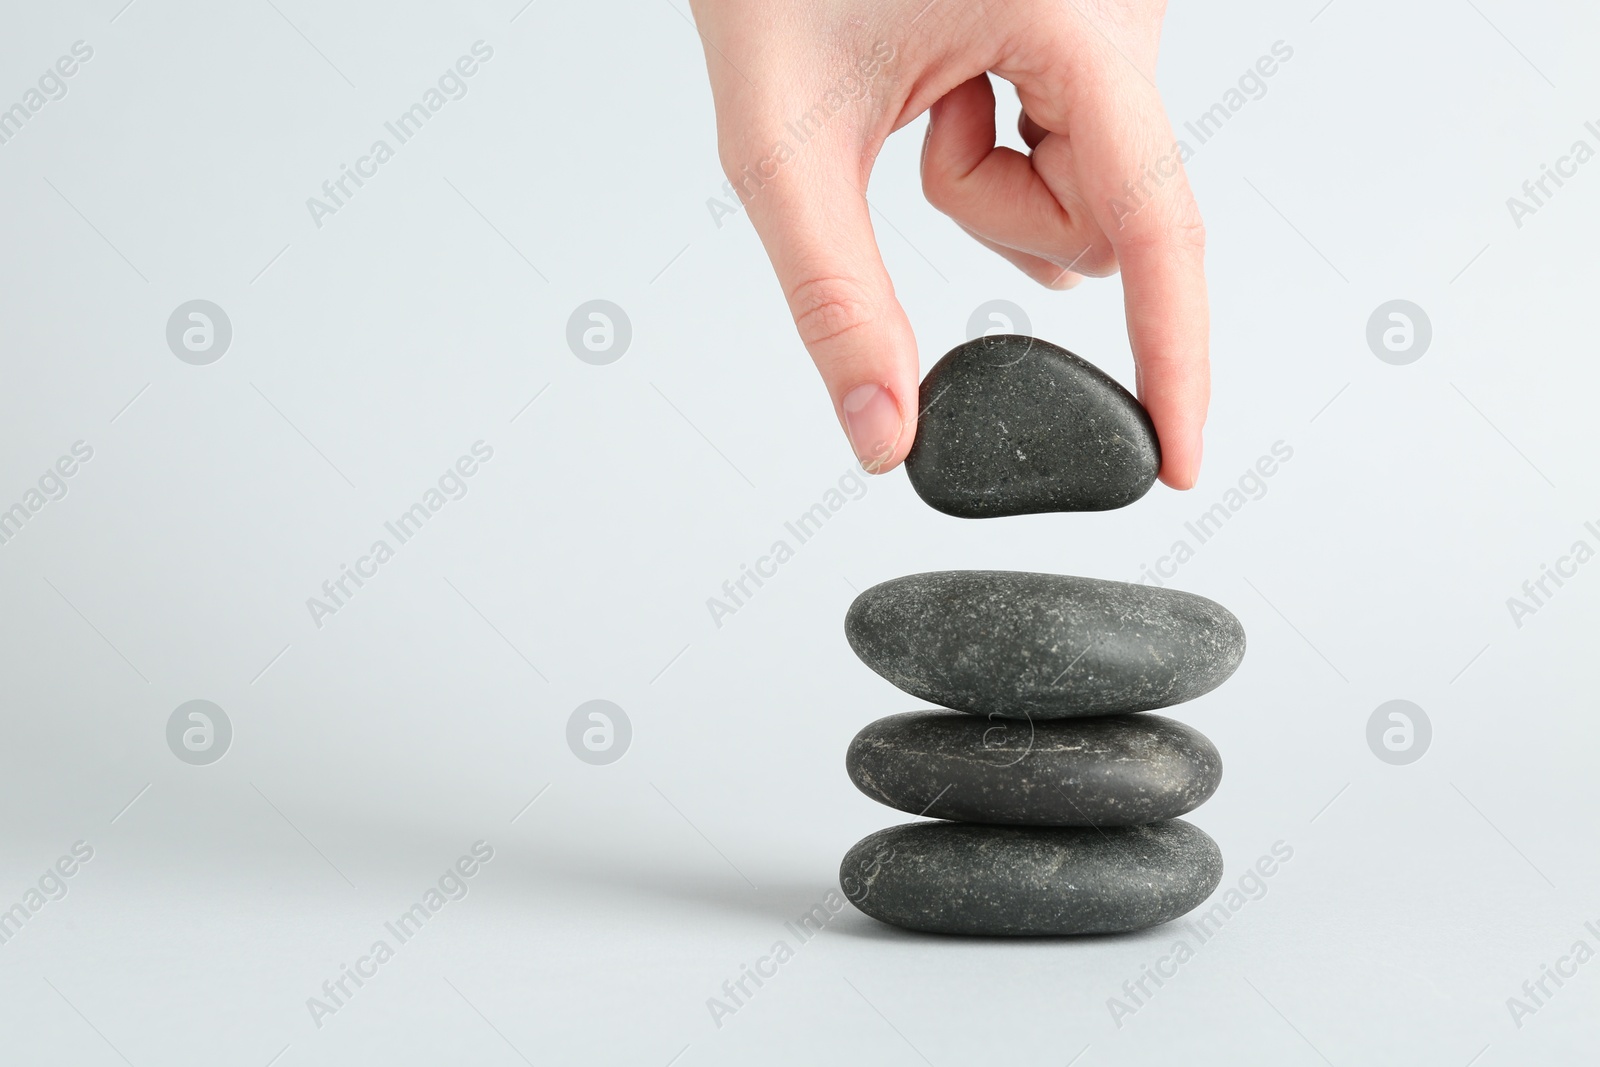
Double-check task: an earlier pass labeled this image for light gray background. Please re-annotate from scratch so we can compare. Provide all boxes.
[1,0,1596,1063]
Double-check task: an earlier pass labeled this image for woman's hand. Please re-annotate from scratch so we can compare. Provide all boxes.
[688,0,1208,487]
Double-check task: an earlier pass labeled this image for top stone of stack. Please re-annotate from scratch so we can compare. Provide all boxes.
[905,334,1161,518]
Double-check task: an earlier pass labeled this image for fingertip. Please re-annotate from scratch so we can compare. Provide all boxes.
[1158,464,1196,491]
[1156,426,1202,490]
[841,381,912,474]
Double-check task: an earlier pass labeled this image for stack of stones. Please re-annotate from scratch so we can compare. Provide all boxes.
[837,335,1247,936]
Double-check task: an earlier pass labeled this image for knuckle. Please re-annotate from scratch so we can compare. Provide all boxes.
[787,276,877,349]
[714,129,781,190]
[921,161,960,215]
[1167,200,1208,249]
[714,137,758,189]
[715,142,742,186]
[1121,198,1207,256]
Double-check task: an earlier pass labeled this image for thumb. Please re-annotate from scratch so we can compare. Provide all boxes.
[741,156,919,473]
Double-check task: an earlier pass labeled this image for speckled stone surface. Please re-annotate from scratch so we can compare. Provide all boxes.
[904,335,1160,518]
[840,820,1222,936]
[846,711,1222,826]
[845,570,1247,718]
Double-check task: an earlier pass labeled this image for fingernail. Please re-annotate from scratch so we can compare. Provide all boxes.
[1175,429,1203,489]
[842,383,904,474]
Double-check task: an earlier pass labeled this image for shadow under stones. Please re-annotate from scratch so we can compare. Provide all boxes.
[501,847,1191,947]
[492,846,833,925]
[830,906,1193,948]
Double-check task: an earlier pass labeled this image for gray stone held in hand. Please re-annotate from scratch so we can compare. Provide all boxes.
[905,334,1160,518]
[845,570,1246,719]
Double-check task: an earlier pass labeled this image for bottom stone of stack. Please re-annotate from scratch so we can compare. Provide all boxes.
[840,820,1222,936]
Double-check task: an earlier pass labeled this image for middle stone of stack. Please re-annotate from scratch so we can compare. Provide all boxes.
[839,569,1246,936]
